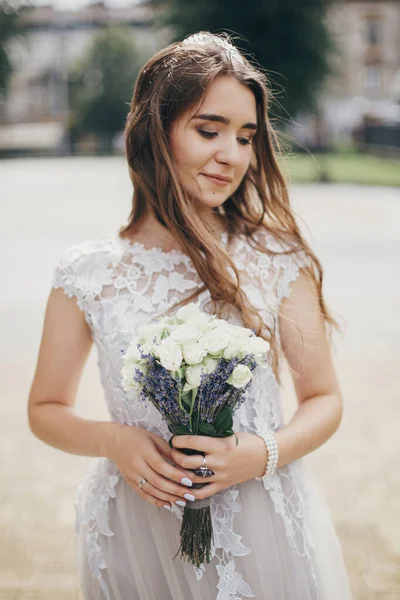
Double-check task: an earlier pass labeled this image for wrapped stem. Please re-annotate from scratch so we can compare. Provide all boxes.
[173,446,214,567]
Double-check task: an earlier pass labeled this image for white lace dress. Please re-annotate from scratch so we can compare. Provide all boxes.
[52,229,352,600]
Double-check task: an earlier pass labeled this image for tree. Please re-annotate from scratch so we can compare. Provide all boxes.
[69,26,141,151]
[158,0,335,119]
[0,1,29,94]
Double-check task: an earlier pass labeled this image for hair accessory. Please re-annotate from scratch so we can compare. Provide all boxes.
[255,430,279,481]
[147,53,179,86]
[182,32,245,65]
[146,33,244,88]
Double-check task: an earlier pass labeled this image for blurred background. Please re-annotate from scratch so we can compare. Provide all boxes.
[0,0,399,598]
[1,0,400,181]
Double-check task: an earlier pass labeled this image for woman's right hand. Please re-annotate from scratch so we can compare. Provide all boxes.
[104,424,198,510]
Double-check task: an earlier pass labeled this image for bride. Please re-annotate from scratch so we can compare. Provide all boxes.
[28,31,352,599]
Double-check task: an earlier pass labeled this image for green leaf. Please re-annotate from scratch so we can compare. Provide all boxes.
[169,424,191,435]
[181,393,192,410]
[219,429,234,438]
[215,408,233,432]
[199,422,216,435]
[192,409,200,433]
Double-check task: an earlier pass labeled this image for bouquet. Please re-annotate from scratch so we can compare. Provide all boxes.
[121,302,270,568]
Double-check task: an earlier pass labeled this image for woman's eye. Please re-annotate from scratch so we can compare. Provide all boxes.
[198,130,253,145]
[198,130,218,139]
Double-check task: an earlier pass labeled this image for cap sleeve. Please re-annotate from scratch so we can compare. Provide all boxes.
[276,247,313,304]
[253,228,313,304]
[52,242,94,327]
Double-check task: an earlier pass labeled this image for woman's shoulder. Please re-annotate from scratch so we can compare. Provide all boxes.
[54,233,129,271]
[236,226,313,305]
[52,234,126,298]
[240,226,310,266]
[56,236,116,264]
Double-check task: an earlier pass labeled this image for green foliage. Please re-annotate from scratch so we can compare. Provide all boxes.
[282,151,400,187]
[214,407,233,432]
[69,26,140,149]
[0,1,29,93]
[160,0,335,118]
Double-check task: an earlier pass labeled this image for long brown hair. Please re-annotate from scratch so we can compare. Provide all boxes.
[121,31,338,376]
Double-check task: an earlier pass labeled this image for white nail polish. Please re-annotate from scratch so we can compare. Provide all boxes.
[163,504,171,510]
[181,477,193,487]
[184,493,195,502]
[176,500,186,507]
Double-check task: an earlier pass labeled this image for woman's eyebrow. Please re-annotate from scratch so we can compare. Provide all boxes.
[192,113,257,130]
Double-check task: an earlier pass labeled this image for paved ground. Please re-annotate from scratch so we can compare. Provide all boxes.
[0,157,399,599]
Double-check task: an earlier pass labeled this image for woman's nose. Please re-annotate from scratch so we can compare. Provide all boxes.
[215,137,242,166]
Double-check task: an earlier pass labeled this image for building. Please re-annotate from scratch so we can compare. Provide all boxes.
[322,0,400,142]
[0,1,163,151]
[1,0,399,151]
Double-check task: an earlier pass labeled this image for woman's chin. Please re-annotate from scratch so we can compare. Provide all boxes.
[193,193,229,212]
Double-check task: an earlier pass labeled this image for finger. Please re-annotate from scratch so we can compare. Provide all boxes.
[171,434,220,453]
[171,448,216,473]
[134,483,173,511]
[137,479,194,509]
[143,462,197,501]
[191,481,222,501]
[151,435,197,480]
[147,453,195,488]
[151,433,175,461]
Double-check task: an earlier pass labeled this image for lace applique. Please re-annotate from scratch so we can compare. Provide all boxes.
[75,459,120,600]
[211,489,255,598]
[190,488,254,598]
[52,229,317,599]
[216,560,255,600]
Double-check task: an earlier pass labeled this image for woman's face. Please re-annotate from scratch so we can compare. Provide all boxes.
[169,75,257,217]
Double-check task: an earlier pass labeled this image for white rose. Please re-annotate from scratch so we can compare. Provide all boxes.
[124,343,143,362]
[157,337,183,371]
[136,322,167,344]
[175,302,202,321]
[246,337,270,362]
[230,325,254,339]
[182,340,207,365]
[175,303,212,331]
[169,322,201,344]
[137,339,160,358]
[209,317,226,329]
[200,325,231,357]
[222,338,247,360]
[183,364,205,391]
[202,356,219,374]
[121,361,147,391]
[227,364,253,388]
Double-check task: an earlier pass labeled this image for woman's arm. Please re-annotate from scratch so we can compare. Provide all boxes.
[28,288,200,508]
[274,269,343,468]
[28,288,123,456]
[170,268,344,494]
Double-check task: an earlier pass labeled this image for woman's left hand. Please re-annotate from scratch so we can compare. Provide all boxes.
[170,432,266,500]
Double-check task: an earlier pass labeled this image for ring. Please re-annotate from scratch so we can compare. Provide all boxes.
[138,478,147,489]
[192,454,215,478]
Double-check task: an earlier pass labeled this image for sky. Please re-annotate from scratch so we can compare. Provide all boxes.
[33,0,139,10]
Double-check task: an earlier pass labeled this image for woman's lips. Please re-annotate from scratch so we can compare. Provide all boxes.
[201,173,232,186]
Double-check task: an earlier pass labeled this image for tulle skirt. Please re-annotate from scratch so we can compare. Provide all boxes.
[75,461,352,600]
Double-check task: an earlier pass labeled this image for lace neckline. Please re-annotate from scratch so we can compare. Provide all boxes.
[114,230,230,261]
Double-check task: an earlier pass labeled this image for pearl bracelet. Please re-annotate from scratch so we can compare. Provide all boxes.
[255,430,279,481]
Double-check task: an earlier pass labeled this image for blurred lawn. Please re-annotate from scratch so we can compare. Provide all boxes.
[281,152,400,187]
